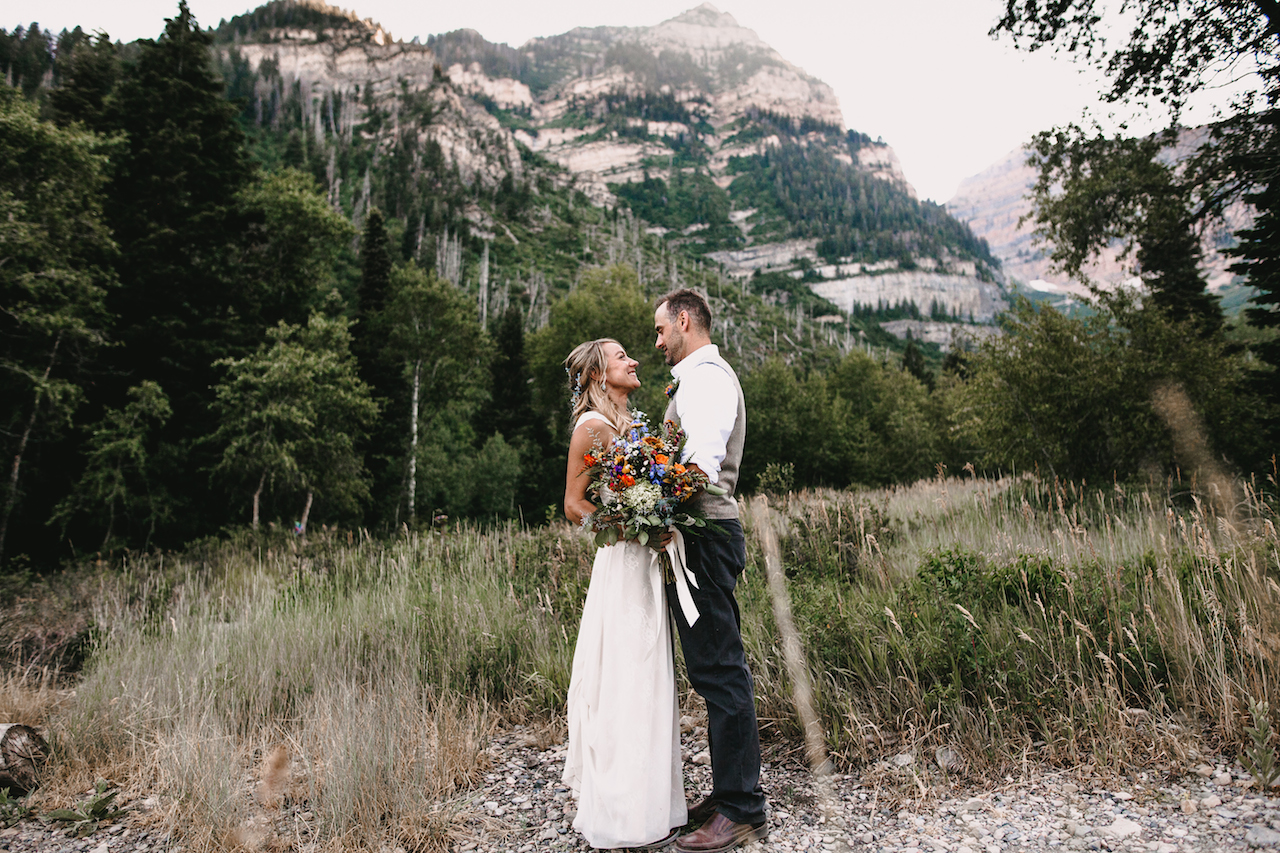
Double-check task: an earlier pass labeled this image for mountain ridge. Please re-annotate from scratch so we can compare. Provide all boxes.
[212,0,1003,326]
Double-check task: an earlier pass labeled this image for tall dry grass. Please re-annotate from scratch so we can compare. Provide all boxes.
[738,471,1279,773]
[15,524,592,851]
[1,468,1276,847]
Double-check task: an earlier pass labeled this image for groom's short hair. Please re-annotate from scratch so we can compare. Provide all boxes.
[658,288,711,333]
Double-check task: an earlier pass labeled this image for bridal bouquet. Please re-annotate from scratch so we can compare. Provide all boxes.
[580,412,724,550]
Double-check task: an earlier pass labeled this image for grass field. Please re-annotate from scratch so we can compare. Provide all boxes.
[1,469,1277,851]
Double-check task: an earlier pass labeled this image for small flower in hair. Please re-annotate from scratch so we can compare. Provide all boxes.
[566,366,584,407]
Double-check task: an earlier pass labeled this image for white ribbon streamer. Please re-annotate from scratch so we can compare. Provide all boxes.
[662,527,700,627]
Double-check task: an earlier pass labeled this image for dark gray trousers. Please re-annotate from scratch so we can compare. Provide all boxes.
[667,519,767,826]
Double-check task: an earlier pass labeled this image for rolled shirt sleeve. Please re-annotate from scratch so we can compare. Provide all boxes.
[673,353,739,484]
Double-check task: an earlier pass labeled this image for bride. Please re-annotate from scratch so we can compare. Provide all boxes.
[561,338,686,849]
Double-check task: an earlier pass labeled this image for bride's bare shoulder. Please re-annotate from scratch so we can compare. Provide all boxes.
[572,411,616,438]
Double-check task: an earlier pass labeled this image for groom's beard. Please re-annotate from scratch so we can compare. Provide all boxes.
[662,330,684,366]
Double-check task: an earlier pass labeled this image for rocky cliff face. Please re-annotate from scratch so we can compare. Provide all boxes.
[479,4,906,201]
[220,3,913,200]
[812,271,1005,323]
[227,30,525,190]
[520,4,845,125]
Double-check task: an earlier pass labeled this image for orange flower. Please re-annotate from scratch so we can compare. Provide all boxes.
[583,453,597,466]
[655,454,669,464]
[620,474,636,487]
[672,463,686,474]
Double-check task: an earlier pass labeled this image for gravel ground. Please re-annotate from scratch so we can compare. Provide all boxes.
[455,722,1280,853]
[3,721,1279,853]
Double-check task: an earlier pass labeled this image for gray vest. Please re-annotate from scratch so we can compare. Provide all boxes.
[664,360,746,520]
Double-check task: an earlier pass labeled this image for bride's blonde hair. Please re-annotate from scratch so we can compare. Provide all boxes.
[565,338,631,433]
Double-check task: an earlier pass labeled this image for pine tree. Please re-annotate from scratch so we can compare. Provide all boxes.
[1227,108,1280,427]
[1,24,53,99]
[47,31,119,131]
[1136,186,1223,338]
[105,5,251,335]
[352,207,393,390]
[483,306,535,444]
[95,1,255,543]
[902,338,933,390]
[479,305,551,515]
[359,207,393,324]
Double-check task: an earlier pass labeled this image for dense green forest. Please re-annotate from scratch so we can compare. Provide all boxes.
[1,2,1276,571]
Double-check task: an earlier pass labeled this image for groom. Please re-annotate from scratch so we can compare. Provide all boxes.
[655,289,767,853]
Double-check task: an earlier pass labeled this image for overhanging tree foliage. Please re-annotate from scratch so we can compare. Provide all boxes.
[992,0,1279,120]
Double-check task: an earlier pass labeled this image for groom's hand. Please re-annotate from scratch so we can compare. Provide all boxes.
[685,462,711,497]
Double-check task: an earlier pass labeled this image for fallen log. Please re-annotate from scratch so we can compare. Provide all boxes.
[0,724,48,795]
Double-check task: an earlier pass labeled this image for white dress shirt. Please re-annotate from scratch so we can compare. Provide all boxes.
[670,344,738,484]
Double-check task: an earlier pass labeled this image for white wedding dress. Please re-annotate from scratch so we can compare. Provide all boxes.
[562,411,687,849]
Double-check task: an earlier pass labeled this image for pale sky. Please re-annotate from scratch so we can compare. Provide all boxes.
[11,0,1236,203]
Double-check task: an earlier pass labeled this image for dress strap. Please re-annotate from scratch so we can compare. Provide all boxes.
[575,411,613,431]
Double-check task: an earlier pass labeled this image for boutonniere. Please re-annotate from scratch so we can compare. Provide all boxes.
[665,379,680,398]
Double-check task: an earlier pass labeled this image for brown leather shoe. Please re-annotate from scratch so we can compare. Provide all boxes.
[674,812,767,853]
[686,795,720,825]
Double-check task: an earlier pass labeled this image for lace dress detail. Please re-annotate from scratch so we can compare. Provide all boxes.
[561,411,686,847]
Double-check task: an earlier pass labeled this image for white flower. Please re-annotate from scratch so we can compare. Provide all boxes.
[621,482,662,513]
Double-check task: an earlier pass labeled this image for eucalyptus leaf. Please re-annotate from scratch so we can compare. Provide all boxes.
[637,530,649,546]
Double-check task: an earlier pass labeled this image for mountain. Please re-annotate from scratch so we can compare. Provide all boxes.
[947,138,1253,307]
[212,0,1004,325]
